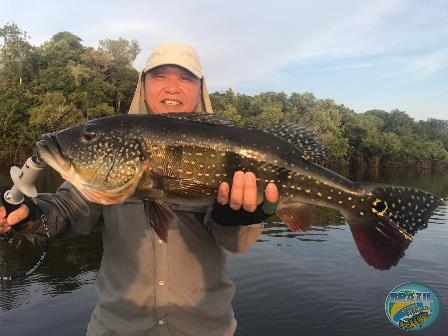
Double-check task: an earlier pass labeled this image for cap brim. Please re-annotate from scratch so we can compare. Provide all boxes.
[143,62,202,79]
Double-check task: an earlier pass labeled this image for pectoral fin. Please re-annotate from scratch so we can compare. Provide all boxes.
[276,201,315,232]
[143,200,173,242]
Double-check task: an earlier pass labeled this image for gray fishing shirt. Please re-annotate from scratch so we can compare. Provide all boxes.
[25,182,263,336]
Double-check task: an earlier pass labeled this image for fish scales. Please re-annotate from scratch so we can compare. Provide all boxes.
[143,139,367,216]
[137,117,355,201]
[35,113,445,270]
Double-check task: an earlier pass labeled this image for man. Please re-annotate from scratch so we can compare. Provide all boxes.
[0,42,278,335]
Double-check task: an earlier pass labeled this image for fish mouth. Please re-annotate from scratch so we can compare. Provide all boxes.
[36,134,148,205]
[36,134,87,193]
[35,134,72,174]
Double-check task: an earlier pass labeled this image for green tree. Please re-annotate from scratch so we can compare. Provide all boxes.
[293,99,349,159]
[0,24,141,164]
[286,91,317,117]
[343,112,384,157]
[417,118,448,150]
[28,92,84,132]
[243,92,286,127]
[0,22,33,84]
[97,38,140,113]
[98,38,140,66]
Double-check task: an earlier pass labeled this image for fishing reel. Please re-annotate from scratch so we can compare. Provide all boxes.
[1,155,46,241]
[1,155,49,280]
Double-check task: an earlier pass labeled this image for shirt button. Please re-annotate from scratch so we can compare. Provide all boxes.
[158,320,164,326]
[158,280,165,286]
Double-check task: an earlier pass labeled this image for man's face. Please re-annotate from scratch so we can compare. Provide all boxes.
[144,65,201,114]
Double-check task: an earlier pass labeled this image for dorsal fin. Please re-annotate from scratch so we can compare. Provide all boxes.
[267,123,328,162]
[160,113,327,162]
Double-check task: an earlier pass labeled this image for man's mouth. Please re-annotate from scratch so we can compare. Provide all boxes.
[162,99,182,106]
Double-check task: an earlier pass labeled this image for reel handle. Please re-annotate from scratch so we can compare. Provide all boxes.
[2,155,46,216]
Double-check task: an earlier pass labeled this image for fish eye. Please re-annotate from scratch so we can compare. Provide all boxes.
[83,127,97,141]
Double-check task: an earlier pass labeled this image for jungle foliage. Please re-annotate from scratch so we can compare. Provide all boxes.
[0,23,139,163]
[1,23,447,167]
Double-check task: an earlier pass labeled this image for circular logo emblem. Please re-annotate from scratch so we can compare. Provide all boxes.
[385,282,442,331]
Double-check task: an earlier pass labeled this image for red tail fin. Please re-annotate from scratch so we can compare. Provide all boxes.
[347,217,411,270]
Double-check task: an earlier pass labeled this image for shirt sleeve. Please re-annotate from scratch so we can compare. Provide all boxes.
[16,181,102,240]
[204,207,264,253]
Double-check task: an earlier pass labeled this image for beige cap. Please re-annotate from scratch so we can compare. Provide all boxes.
[143,43,203,79]
[129,42,213,114]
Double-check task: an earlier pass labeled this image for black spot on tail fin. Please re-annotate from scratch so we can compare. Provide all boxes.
[345,185,444,270]
[370,186,445,236]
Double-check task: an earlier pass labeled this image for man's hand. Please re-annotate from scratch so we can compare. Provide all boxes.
[0,204,30,233]
[216,171,279,212]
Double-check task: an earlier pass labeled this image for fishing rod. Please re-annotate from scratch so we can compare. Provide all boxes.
[1,155,50,280]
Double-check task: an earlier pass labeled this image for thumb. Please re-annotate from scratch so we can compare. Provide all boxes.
[264,183,279,203]
[7,204,30,225]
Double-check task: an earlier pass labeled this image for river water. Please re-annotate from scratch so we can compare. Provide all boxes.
[0,166,447,335]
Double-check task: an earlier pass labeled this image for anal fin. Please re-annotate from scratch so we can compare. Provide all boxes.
[276,201,315,232]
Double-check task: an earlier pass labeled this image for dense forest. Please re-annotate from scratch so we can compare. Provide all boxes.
[1,23,447,168]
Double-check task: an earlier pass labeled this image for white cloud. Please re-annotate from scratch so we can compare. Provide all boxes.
[406,48,448,79]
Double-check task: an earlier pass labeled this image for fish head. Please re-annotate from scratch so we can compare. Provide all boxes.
[36,118,149,204]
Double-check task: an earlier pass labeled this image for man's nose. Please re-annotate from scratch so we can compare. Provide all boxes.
[164,76,181,93]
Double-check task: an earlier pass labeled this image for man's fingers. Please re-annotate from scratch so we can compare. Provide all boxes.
[0,206,6,218]
[6,204,29,225]
[0,208,11,232]
[1,206,11,233]
[242,172,257,212]
[217,172,279,213]
[217,182,230,205]
[0,224,11,233]
[229,171,244,210]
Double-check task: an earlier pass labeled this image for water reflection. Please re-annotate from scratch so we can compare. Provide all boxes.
[0,232,47,281]
[1,229,102,312]
[230,202,448,336]
[346,166,448,196]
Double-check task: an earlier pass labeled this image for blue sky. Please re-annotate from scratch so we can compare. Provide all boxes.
[1,0,447,120]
